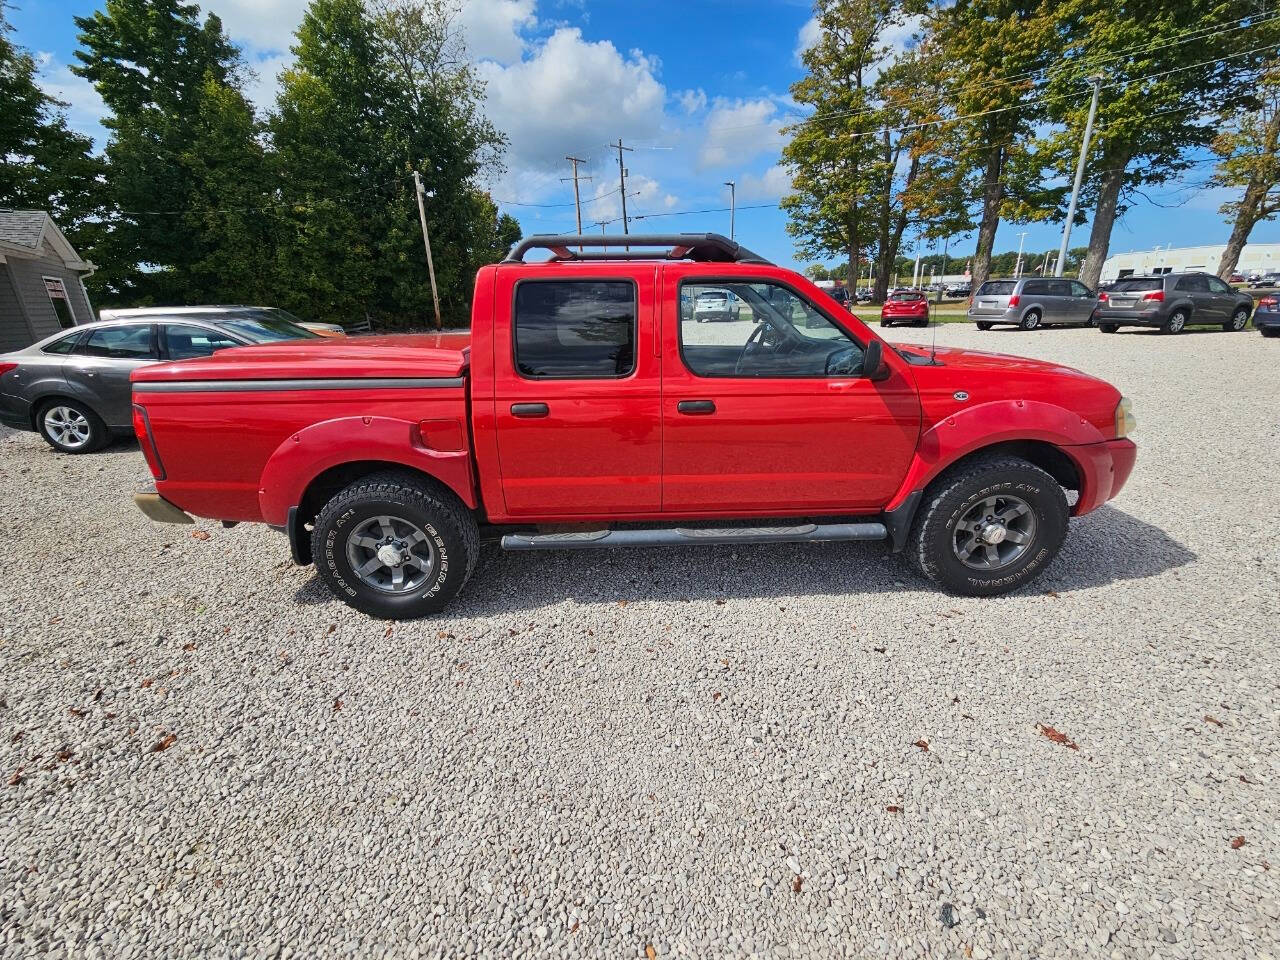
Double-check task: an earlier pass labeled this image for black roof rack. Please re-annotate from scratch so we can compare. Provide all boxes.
[502,232,772,265]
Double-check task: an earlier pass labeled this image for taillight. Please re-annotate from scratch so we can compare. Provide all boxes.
[0,362,17,377]
[1260,297,1277,307]
[1097,291,1109,302]
[1008,294,1020,307]
[132,403,166,480]
[1142,290,1165,302]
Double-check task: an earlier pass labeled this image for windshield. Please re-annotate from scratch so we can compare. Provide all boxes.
[976,281,1016,296]
[1110,278,1164,292]
[214,308,319,342]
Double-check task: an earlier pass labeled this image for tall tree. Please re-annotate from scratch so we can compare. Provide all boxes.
[1043,1,1278,289]
[926,0,1058,293]
[73,0,241,302]
[1211,61,1280,281]
[0,1,106,254]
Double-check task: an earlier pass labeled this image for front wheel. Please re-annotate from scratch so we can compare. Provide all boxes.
[1224,308,1249,332]
[906,456,1069,596]
[311,470,479,619]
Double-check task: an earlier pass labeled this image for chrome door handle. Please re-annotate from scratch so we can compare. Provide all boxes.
[677,400,716,415]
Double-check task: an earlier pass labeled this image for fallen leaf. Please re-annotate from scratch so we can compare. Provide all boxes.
[140,678,154,689]
[56,750,73,763]
[1036,723,1079,750]
[645,945,657,960]
[1044,590,1059,598]
[10,731,23,744]
[792,875,804,893]
[1231,836,1246,849]
[191,530,210,541]
[618,600,628,608]
[570,920,579,933]
[1203,715,1223,727]
[8,767,22,786]
[714,598,726,605]
[384,625,393,638]
[886,805,903,814]
[183,642,196,652]
[587,646,597,654]
[333,697,343,712]
[1240,775,1254,784]
[68,707,87,717]
[151,734,177,753]
[712,692,722,702]
[913,740,929,751]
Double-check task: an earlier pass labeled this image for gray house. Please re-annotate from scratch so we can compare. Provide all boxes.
[0,209,95,353]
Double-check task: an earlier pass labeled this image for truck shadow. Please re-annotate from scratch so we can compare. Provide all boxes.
[292,504,1194,612]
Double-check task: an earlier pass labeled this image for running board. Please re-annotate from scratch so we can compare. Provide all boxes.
[500,522,887,551]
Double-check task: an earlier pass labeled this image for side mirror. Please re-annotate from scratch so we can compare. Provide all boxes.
[862,338,889,381]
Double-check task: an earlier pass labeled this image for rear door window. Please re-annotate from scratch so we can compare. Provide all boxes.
[977,281,1016,296]
[1175,275,1208,292]
[513,280,636,379]
[77,325,157,359]
[1022,280,1051,295]
[42,331,84,355]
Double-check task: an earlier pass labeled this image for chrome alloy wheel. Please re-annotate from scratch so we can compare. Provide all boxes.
[345,515,437,593]
[952,494,1038,571]
[44,405,92,449]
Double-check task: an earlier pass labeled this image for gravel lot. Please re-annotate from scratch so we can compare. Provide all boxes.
[2,324,1277,959]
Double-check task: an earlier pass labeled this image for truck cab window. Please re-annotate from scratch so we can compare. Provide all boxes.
[514,280,636,379]
[680,280,863,378]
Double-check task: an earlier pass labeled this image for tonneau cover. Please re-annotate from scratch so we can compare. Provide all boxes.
[132,332,471,383]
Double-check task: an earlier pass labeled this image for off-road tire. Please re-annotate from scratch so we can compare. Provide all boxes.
[311,470,479,619]
[1224,307,1249,332]
[976,321,993,331]
[906,455,1069,597]
[1162,309,1188,334]
[1019,310,1042,331]
[36,399,108,454]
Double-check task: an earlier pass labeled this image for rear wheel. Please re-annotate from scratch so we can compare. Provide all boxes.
[907,455,1069,596]
[36,400,107,454]
[976,321,993,331]
[311,470,479,619]
[1224,307,1249,332]
[1163,309,1188,334]
[880,320,891,328]
[1019,310,1042,331]
[1262,328,1280,338]
[1098,323,1118,333]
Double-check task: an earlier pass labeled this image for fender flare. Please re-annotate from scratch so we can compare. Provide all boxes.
[257,415,476,528]
[884,399,1108,513]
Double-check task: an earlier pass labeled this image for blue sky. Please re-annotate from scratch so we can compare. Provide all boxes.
[18,0,1278,272]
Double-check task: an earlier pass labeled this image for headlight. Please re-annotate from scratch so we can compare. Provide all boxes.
[1115,397,1136,438]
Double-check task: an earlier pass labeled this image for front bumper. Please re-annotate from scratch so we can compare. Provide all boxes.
[1069,438,1138,515]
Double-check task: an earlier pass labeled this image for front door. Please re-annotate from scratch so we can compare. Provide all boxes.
[491,270,662,519]
[65,323,159,427]
[661,271,921,515]
[1067,280,1096,324]
[1203,275,1237,321]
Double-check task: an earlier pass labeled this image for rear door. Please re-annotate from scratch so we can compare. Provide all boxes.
[491,268,662,518]
[1174,274,1213,321]
[660,268,920,515]
[65,324,159,427]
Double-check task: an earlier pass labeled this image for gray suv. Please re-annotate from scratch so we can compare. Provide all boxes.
[0,311,317,453]
[1094,273,1254,334]
[968,277,1099,331]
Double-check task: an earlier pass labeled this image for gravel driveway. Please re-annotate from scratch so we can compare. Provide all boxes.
[1,324,1277,959]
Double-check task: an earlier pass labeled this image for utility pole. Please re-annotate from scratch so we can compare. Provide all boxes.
[723,180,736,240]
[612,139,633,247]
[1056,74,1104,277]
[592,220,608,236]
[413,169,442,330]
[562,156,591,245]
[1015,231,1028,278]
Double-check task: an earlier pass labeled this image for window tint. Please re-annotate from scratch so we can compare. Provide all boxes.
[215,309,318,342]
[680,281,863,378]
[78,325,156,360]
[42,332,82,355]
[1070,281,1091,297]
[1022,280,1051,295]
[1111,278,1165,292]
[977,280,1016,296]
[1205,276,1232,294]
[514,281,635,379]
[1175,275,1208,292]
[889,291,923,301]
[164,324,240,360]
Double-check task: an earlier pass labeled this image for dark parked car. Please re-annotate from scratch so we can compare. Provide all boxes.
[968,277,1098,330]
[1094,273,1253,334]
[0,312,318,453]
[1251,271,1279,288]
[1254,294,1279,337]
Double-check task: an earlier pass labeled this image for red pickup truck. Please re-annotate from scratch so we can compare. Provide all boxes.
[131,234,1136,619]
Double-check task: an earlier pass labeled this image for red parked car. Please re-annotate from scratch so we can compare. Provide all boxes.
[131,234,1137,619]
[881,289,930,327]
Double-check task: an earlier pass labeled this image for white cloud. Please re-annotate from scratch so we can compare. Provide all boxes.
[479,27,666,177]
[457,0,537,64]
[678,88,707,114]
[34,52,108,148]
[243,51,294,113]
[698,97,785,170]
[794,15,820,64]
[738,164,791,201]
[203,0,307,53]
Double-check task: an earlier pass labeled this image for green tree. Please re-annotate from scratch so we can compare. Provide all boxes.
[1210,61,1280,281]
[0,1,106,256]
[1042,1,1278,288]
[73,0,241,302]
[925,0,1059,293]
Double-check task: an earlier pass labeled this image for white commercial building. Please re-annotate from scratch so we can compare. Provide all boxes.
[1099,242,1280,281]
